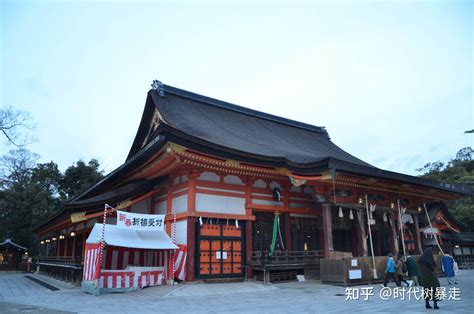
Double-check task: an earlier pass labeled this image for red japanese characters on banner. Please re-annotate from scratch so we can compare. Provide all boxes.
[116,210,164,231]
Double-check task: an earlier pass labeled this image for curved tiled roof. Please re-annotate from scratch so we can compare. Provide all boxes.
[146,85,373,168]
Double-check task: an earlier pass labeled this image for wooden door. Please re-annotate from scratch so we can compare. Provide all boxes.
[198,223,244,278]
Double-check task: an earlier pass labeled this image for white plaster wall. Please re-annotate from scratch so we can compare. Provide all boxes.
[156,200,167,214]
[224,175,243,185]
[269,181,281,190]
[196,193,245,215]
[173,194,188,213]
[198,171,220,182]
[175,220,187,245]
[131,199,150,214]
[253,179,266,188]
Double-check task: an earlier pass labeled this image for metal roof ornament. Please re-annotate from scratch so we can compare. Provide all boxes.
[151,80,165,97]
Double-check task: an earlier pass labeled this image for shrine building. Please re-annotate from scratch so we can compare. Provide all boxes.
[33,81,471,284]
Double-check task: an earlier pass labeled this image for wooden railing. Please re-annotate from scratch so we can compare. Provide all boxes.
[37,256,84,285]
[39,256,83,266]
[249,250,323,267]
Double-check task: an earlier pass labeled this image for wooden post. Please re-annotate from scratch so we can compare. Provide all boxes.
[187,172,197,212]
[64,235,68,257]
[284,213,292,251]
[388,213,399,256]
[57,237,61,257]
[322,204,333,258]
[413,214,422,254]
[244,178,254,278]
[166,180,173,235]
[356,209,368,257]
[186,217,196,281]
[72,234,77,259]
[82,232,87,262]
[246,220,253,278]
[282,184,292,251]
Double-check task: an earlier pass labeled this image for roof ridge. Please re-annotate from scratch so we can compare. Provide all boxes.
[161,84,329,137]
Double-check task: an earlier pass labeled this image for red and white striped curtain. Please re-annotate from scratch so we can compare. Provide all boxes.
[174,245,187,281]
[83,243,101,281]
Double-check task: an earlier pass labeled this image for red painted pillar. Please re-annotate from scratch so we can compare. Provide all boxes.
[82,232,87,263]
[187,172,197,212]
[284,213,292,251]
[72,235,77,258]
[57,237,61,257]
[322,204,333,258]
[282,185,292,251]
[64,236,68,257]
[186,217,196,281]
[117,247,124,269]
[244,178,254,278]
[166,180,173,236]
[185,171,197,281]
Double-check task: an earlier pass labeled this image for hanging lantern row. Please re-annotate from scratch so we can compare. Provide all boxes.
[40,230,77,244]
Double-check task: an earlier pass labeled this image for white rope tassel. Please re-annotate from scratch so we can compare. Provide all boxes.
[349,209,354,220]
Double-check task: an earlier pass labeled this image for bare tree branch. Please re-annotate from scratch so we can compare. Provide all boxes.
[0,106,36,147]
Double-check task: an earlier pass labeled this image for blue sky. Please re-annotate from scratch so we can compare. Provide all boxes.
[1,0,472,176]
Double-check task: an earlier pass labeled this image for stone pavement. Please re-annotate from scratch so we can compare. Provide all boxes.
[1,270,473,313]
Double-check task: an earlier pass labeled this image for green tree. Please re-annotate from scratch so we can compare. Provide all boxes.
[61,159,104,200]
[0,150,104,251]
[417,147,474,231]
[0,149,40,246]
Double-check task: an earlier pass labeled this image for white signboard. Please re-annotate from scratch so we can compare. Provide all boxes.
[351,259,358,267]
[215,251,228,260]
[349,269,362,279]
[423,227,439,235]
[117,210,164,230]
